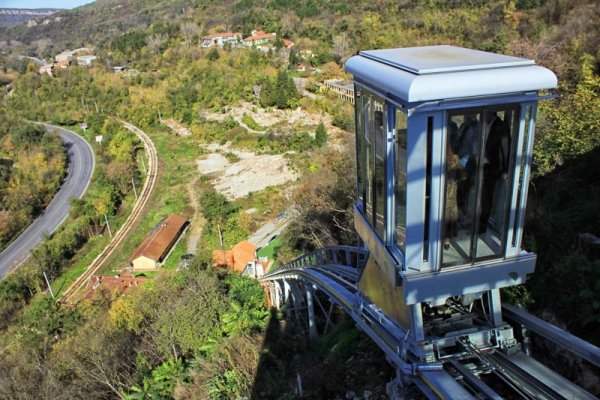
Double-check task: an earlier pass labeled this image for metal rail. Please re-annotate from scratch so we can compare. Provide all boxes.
[262,246,600,400]
[262,246,476,399]
[503,303,600,368]
[60,120,158,304]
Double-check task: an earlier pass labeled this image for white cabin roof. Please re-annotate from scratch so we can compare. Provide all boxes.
[345,45,557,103]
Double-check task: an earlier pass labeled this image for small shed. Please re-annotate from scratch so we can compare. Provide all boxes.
[212,240,257,273]
[130,215,188,271]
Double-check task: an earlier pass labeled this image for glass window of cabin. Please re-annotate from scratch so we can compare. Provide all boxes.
[442,104,518,267]
[363,93,373,225]
[355,86,365,210]
[394,109,408,251]
[373,98,386,240]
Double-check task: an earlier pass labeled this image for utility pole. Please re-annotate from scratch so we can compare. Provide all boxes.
[43,271,55,299]
[104,214,113,237]
[132,177,138,199]
[217,223,226,265]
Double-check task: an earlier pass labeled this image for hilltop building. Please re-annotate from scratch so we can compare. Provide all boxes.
[242,30,276,47]
[130,214,189,271]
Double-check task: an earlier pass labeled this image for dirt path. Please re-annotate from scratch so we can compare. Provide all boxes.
[185,178,205,254]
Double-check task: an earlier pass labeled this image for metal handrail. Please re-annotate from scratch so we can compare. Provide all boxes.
[263,245,368,278]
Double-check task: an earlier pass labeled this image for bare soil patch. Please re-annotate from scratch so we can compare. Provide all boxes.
[197,143,298,200]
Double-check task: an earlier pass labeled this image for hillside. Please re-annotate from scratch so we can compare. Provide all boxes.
[0,8,60,28]
[0,0,598,398]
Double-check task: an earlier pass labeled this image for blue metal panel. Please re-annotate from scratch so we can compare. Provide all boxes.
[403,253,536,305]
[405,114,428,271]
[345,54,557,103]
[428,111,445,272]
[360,46,534,75]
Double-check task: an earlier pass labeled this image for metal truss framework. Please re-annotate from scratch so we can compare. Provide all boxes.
[260,246,600,400]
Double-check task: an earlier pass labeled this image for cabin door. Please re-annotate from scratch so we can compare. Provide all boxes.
[441,105,519,267]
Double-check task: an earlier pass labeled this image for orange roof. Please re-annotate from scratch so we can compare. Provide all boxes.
[283,39,294,48]
[212,240,256,273]
[243,31,275,43]
[130,215,188,262]
[213,249,233,266]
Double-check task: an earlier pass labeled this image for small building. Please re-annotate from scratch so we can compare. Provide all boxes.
[82,272,148,300]
[55,50,74,63]
[201,32,242,48]
[242,30,276,47]
[323,79,355,104]
[212,240,257,273]
[130,214,189,271]
[77,55,97,66]
[242,257,272,279]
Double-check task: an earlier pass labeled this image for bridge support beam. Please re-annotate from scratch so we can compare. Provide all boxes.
[283,281,292,318]
[306,286,318,340]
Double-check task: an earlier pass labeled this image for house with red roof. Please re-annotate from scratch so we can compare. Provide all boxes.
[212,240,257,273]
[242,30,276,47]
[130,215,189,271]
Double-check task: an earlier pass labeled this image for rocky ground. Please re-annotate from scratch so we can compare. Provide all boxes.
[196,142,298,200]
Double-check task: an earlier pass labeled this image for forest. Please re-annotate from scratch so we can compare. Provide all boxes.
[0,118,66,251]
[0,0,599,398]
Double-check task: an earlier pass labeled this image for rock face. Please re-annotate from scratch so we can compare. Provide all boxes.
[0,8,61,28]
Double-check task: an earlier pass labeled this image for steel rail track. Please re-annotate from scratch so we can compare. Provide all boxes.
[60,120,158,304]
[262,247,599,400]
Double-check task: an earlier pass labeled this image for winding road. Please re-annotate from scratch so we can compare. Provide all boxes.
[0,124,95,279]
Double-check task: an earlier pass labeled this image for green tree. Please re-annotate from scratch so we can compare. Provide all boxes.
[315,121,327,146]
[288,47,299,66]
[535,57,600,175]
[208,47,220,61]
[199,189,237,222]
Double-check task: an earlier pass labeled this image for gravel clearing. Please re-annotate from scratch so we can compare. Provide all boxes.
[197,143,298,200]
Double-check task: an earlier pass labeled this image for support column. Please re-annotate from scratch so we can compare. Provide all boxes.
[272,282,281,309]
[410,303,425,341]
[306,286,318,340]
[488,289,503,326]
[283,281,292,318]
[289,282,303,322]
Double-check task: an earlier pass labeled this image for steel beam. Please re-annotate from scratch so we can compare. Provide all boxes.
[503,304,600,368]
[306,286,318,339]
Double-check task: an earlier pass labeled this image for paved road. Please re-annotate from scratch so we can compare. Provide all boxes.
[0,124,95,279]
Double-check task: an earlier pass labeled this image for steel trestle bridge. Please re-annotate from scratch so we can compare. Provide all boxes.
[260,246,600,399]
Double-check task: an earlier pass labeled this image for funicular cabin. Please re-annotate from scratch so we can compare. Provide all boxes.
[345,46,557,358]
